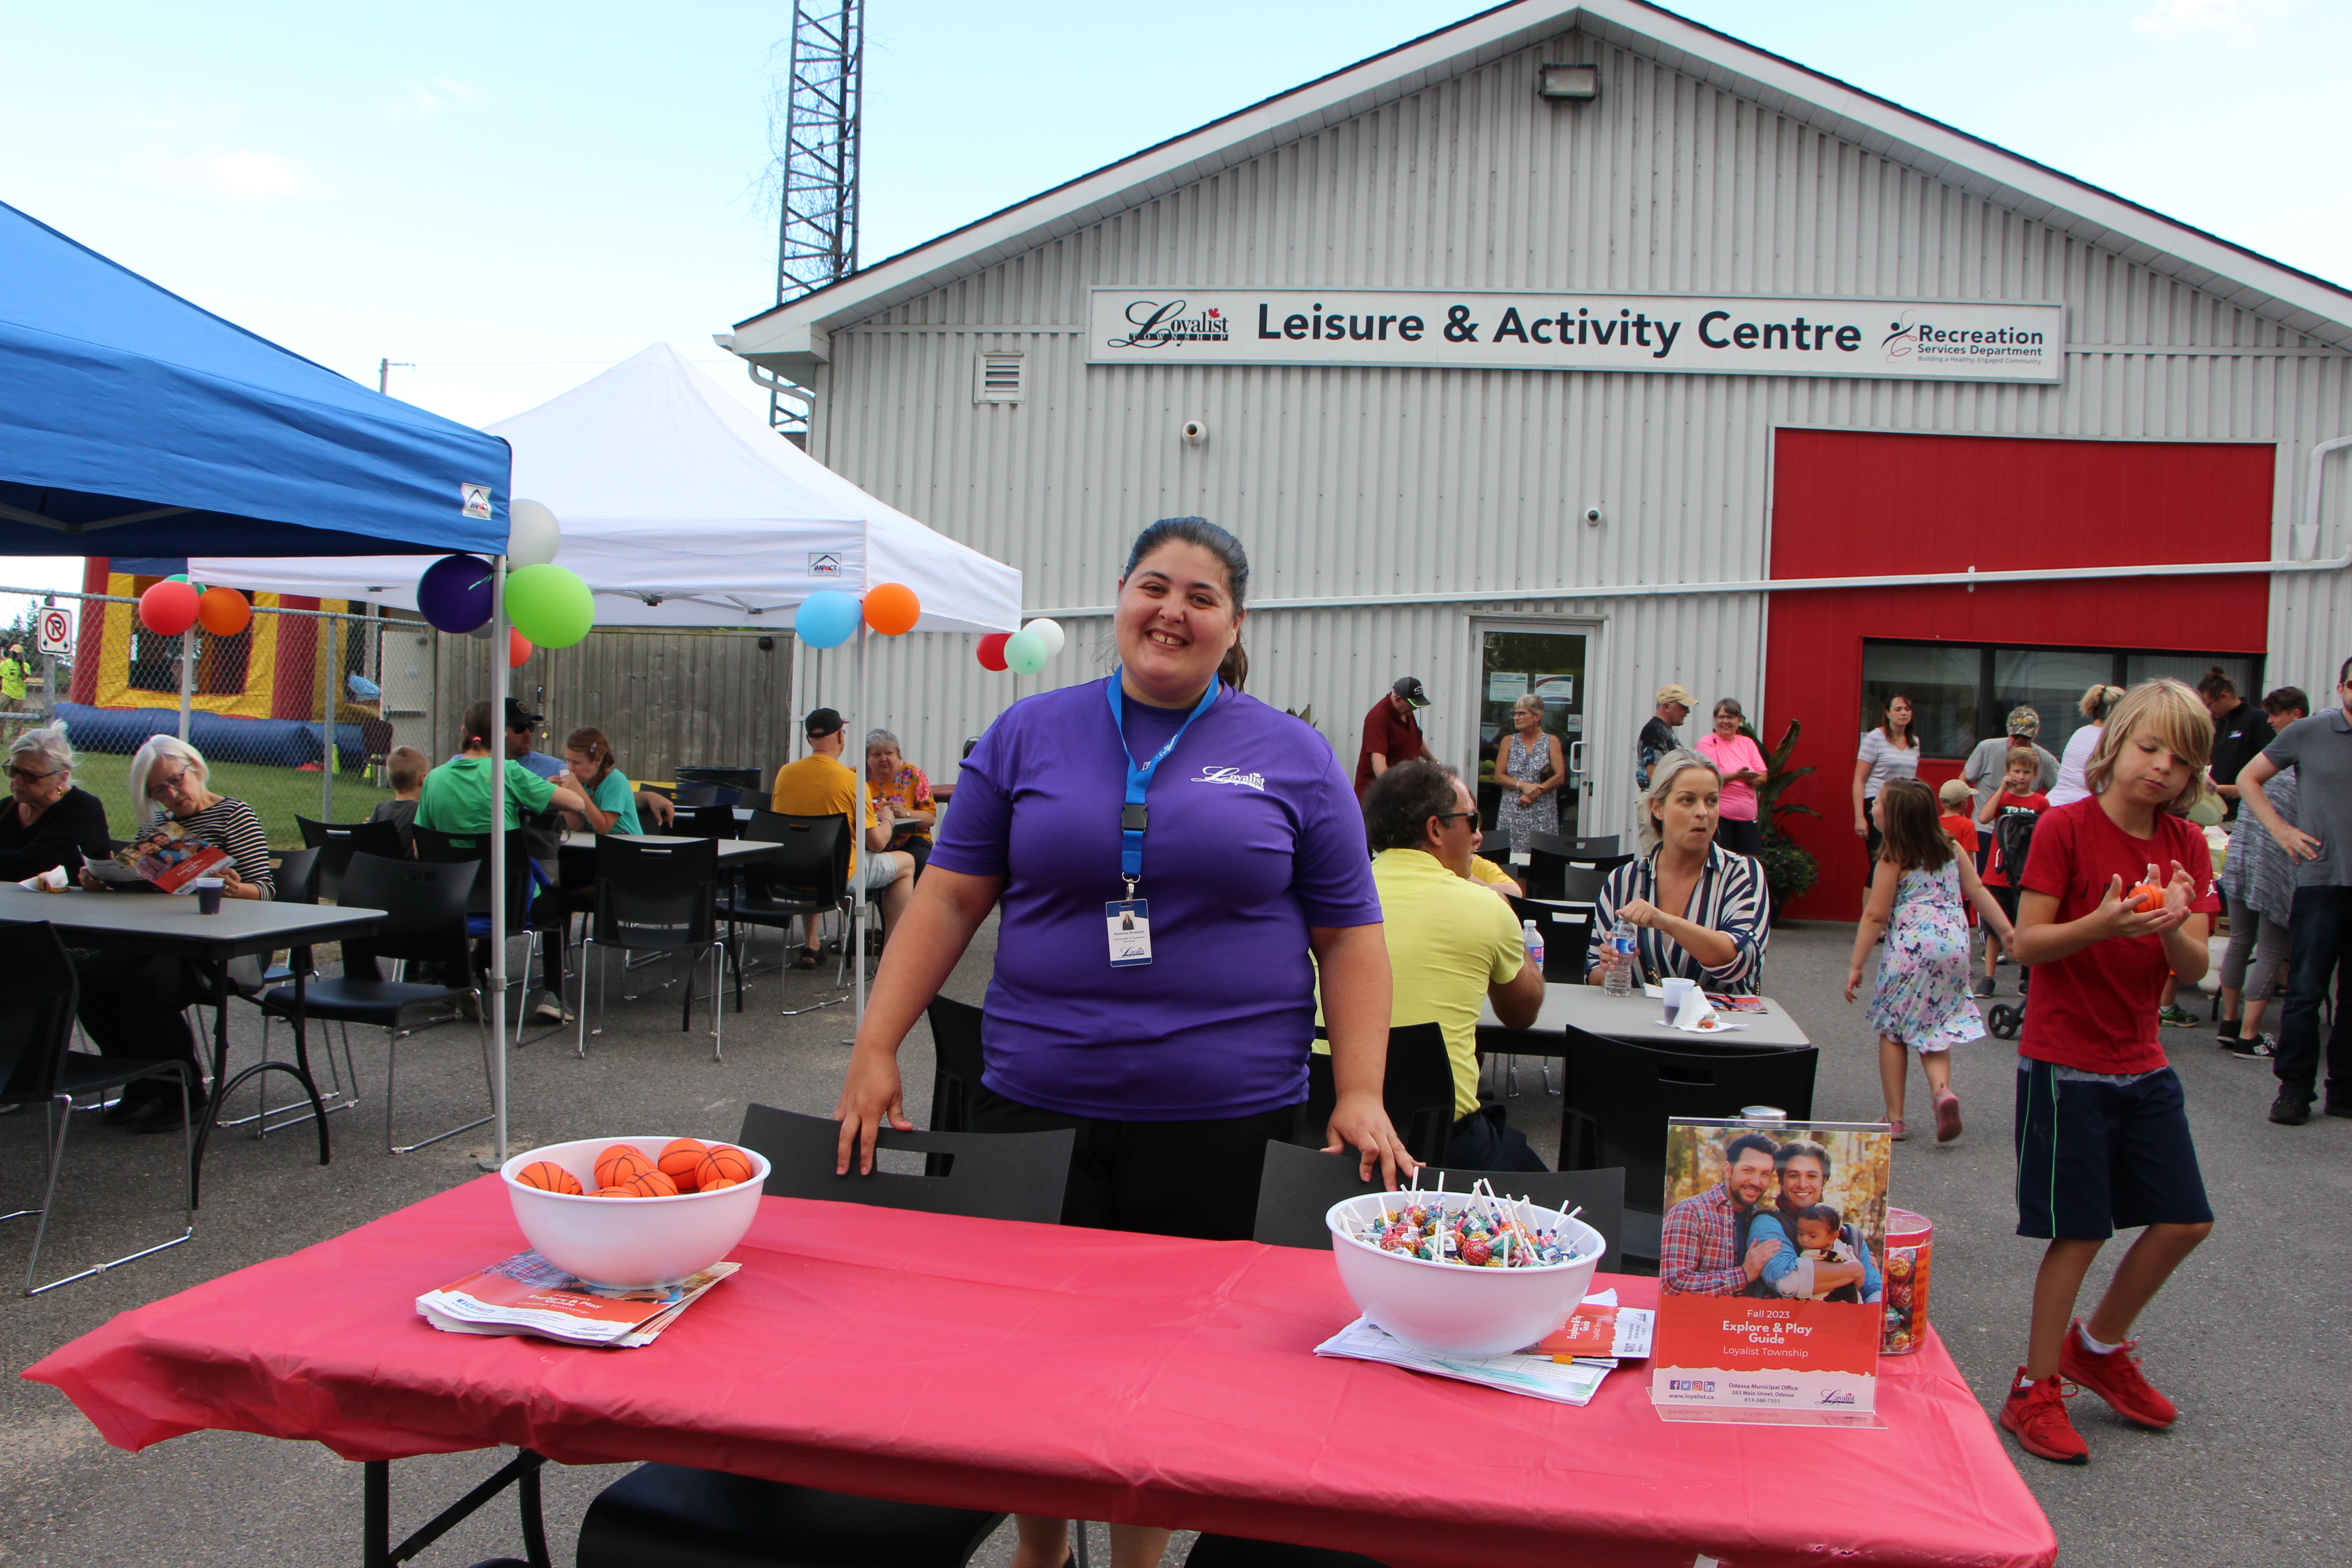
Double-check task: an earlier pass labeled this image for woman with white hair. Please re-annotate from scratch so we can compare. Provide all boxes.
[72,735,274,1131]
[0,723,111,881]
[1585,749,1771,991]
[1494,692,1566,851]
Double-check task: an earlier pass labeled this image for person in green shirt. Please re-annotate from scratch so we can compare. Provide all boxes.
[557,726,642,836]
[0,642,28,710]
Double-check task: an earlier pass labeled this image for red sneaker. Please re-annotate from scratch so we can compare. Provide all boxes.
[2000,1371,2088,1464]
[1933,1089,1963,1142]
[2060,1322,2178,1428]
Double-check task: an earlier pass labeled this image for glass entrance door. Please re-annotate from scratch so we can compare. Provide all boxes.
[1475,624,1590,848]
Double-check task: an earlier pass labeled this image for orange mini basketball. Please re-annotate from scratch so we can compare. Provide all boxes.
[696,1145,754,1191]
[594,1143,654,1189]
[2125,882,2166,913]
[594,1186,637,1198]
[516,1161,583,1195]
[623,1169,680,1198]
[658,1138,710,1191]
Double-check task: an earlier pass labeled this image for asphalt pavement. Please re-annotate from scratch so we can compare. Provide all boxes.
[2,916,2346,1567]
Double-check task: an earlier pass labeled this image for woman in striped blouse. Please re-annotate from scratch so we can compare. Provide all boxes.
[1586,749,1771,992]
[72,736,276,1131]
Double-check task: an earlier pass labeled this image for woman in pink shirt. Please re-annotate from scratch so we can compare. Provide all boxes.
[1696,697,1770,858]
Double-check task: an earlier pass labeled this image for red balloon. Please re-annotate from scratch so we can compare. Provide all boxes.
[976,632,1010,671]
[508,627,533,667]
[138,580,200,637]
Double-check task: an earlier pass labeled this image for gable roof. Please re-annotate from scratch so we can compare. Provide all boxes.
[726,0,2352,372]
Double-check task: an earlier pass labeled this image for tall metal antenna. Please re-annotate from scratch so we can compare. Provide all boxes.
[764,0,863,440]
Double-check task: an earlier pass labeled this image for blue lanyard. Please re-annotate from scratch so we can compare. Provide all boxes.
[1105,669,1220,895]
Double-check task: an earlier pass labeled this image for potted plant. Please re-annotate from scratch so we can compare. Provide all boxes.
[1749,719,1819,909]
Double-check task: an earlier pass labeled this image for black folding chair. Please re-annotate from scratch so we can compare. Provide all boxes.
[212,847,365,1138]
[669,783,720,808]
[719,809,852,1011]
[577,836,725,1060]
[413,823,565,1032]
[1297,1022,1455,1167]
[255,853,488,1155]
[924,995,986,1136]
[669,804,740,840]
[296,814,404,905]
[1250,1138,1624,1264]
[573,1104,1076,1568]
[1557,1025,1817,1264]
[1,921,197,1295]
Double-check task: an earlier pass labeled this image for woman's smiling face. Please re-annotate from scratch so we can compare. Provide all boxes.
[1114,539,1240,701]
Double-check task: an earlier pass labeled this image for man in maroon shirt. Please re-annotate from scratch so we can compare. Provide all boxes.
[1354,676,1430,798]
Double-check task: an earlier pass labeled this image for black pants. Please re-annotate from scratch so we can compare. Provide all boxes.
[74,949,205,1099]
[2276,886,2352,1104]
[1714,817,1763,858]
[970,1083,1300,1240]
[1443,1100,1550,1172]
[1862,801,1883,884]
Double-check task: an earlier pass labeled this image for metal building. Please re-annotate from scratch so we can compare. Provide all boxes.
[724,0,2352,919]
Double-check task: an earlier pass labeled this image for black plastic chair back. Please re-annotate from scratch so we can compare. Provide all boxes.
[591,836,718,952]
[1578,853,1637,880]
[1250,1140,1626,1262]
[739,1103,1073,1224]
[1300,1022,1455,1167]
[1569,835,1622,858]
[296,815,403,905]
[924,995,988,1173]
[412,823,536,923]
[668,803,739,840]
[745,810,850,905]
[0,921,77,1102]
[676,765,763,795]
[1558,865,1609,905]
[670,783,720,808]
[1519,842,1569,899]
[1506,896,1591,984]
[339,852,478,965]
[1558,1025,1818,1212]
[273,847,323,906]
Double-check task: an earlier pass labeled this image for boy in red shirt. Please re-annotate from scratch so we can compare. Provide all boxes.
[1974,748,2052,997]
[2001,680,2218,1465]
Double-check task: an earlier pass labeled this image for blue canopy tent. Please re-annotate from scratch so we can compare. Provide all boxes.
[0,196,527,1163]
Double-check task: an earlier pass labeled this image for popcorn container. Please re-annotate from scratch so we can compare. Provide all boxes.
[1881,1207,1934,1355]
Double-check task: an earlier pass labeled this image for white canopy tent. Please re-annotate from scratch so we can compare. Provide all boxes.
[196,344,1024,1161]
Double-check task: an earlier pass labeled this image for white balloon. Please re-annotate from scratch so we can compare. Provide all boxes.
[507,498,563,568]
[1022,617,1066,658]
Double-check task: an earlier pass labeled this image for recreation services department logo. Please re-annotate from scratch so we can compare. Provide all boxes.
[1880,309,2047,367]
[1106,299,1230,350]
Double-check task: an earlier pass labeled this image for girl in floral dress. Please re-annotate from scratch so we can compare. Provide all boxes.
[1844,779,2015,1142]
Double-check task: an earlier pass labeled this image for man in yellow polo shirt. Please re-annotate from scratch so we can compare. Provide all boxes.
[769,706,915,967]
[1361,759,1547,1169]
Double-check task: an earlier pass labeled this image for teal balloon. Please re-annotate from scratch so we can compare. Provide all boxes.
[1003,629,1049,675]
[796,590,861,649]
[503,563,594,648]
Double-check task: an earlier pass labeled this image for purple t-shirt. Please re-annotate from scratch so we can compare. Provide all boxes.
[931,676,1382,1120]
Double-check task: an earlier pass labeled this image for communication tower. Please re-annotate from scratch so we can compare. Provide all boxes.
[760,0,864,439]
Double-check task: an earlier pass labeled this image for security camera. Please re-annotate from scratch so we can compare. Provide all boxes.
[1182,420,1208,446]
[757,635,776,652]
[1583,505,1605,526]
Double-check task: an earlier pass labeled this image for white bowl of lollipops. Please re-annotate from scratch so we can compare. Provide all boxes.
[500,1135,770,1289]
[1326,1181,1607,1357]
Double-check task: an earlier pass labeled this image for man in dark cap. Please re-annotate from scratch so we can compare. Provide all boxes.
[1355,675,1431,799]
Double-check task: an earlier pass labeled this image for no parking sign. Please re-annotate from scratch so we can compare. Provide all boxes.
[36,606,73,657]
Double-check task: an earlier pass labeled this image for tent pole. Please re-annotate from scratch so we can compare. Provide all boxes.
[853,619,867,1029]
[485,556,510,1171]
[176,627,194,742]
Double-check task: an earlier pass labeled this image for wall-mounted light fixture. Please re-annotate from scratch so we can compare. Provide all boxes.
[1537,62,1598,100]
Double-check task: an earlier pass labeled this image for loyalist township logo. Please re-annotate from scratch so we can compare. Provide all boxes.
[1193,765,1266,792]
[1108,299,1231,350]
[1818,1389,1857,1405]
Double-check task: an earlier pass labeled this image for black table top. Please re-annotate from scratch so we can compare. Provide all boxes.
[0,886,383,960]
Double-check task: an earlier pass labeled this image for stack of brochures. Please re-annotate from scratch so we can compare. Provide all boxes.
[416,1249,739,1348]
[1313,1292,1655,1405]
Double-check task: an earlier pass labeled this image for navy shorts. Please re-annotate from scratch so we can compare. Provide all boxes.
[2014,1059,2212,1240]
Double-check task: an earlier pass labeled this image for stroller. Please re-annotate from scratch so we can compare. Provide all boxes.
[1983,804,2041,1040]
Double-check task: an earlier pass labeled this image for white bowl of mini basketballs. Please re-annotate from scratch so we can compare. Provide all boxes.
[501,1135,769,1289]
[1326,1186,1607,1357]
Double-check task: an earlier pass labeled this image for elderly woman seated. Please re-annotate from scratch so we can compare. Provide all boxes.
[0,724,111,883]
[864,727,936,873]
[73,736,277,1131]
[1586,747,1771,993]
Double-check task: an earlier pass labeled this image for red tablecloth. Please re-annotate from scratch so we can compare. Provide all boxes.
[24,1179,2053,1568]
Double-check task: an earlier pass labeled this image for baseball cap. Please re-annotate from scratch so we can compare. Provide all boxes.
[1938,778,1973,809]
[2006,705,2041,736]
[1392,676,1430,709]
[804,707,844,739]
[1655,684,1695,709]
[503,697,542,730]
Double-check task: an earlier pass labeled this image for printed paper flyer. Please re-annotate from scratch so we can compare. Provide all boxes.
[1650,1118,1893,1425]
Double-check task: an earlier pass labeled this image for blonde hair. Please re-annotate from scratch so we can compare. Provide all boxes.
[1638,749,1723,853]
[2079,683,2126,722]
[1512,693,1544,718]
[2083,679,2213,816]
[128,734,208,825]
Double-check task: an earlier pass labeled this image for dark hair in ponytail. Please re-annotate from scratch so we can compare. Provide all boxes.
[1122,516,1250,691]
[2195,666,2238,701]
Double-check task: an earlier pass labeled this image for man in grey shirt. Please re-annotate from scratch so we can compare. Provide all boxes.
[1962,706,2059,814]
[2236,656,2352,1125]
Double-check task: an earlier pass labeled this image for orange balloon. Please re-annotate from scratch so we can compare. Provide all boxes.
[516,1160,583,1194]
[196,586,251,637]
[862,582,920,636]
[658,1137,710,1191]
[508,627,534,667]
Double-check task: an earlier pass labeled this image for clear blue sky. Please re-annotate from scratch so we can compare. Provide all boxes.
[2,0,2339,605]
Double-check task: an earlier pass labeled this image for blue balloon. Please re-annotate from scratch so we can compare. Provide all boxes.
[795,589,862,649]
[417,554,493,634]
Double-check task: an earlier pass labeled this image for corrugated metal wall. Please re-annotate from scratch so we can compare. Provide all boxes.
[433,621,793,789]
[795,21,2352,836]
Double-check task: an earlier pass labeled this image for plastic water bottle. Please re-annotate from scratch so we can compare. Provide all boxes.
[1522,918,1544,973]
[1603,918,1635,997]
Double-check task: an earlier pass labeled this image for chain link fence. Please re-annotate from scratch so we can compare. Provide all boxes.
[2,582,408,848]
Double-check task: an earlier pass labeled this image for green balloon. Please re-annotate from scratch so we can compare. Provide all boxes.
[504,563,595,648]
[1003,629,1049,675]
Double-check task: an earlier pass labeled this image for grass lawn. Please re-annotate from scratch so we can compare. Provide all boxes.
[197,757,397,847]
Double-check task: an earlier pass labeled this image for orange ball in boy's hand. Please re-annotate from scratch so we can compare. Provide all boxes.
[623,1169,680,1198]
[594,1186,637,1198]
[658,1138,710,1191]
[2125,882,2166,913]
[697,1145,754,1191]
[594,1143,653,1189]
[517,1161,583,1195]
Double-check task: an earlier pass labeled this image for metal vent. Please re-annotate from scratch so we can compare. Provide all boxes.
[975,351,1025,405]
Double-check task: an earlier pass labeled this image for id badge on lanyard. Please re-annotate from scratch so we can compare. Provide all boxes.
[1104,671,1219,968]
